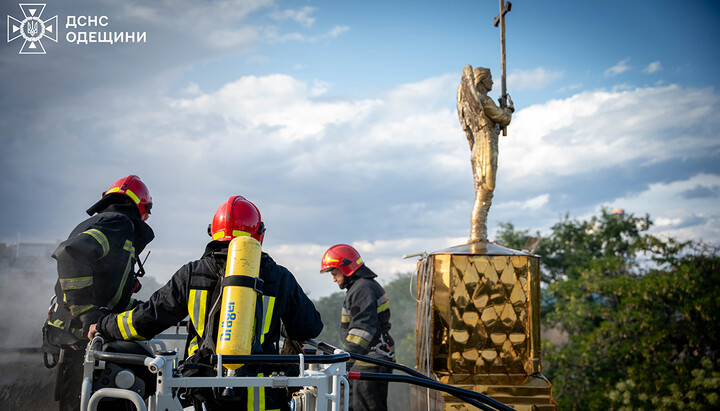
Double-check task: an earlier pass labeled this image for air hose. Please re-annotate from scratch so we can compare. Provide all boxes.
[305,339,514,411]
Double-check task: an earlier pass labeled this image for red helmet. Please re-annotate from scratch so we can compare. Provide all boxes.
[87,175,152,221]
[209,196,265,244]
[320,244,364,276]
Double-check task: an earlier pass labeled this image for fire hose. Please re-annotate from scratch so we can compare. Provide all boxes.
[83,334,514,410]
[305,339,515,411]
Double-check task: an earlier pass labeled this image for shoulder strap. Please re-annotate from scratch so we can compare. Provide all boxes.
[197,259,224,353]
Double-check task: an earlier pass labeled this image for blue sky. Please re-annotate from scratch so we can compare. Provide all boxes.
[1,0,719,298]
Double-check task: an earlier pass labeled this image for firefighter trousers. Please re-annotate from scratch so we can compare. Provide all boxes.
[348,364,392,411]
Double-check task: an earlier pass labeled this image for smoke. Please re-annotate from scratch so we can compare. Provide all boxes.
[0,250,57,410]
[0,254,56,348]
[0,247,167,409]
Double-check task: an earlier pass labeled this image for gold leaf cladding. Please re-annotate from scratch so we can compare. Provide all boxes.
[450,328,469,345]
[451,305,462,330]
[452,277,470,310]
[490,333,507,348]
[481,349,497,363]
[511,255,526,268]
[485,260,500,285]
[481,306,498,328]
[462,348,479,362]
[473,257,490,279]
[509,332,526,346]
[427,252,547,383]
[462,310,479,328]
[490,285,506,305]
[432,256,452,325]
[500,303,518,328]
[501,339,515,361]
[462,263,479,290]
[518,308,529,326]
[500,263,516,289]
[492,256,507,273]
[450,351,462,369]
[529,256,539,277]
[435,254,451,288]
[518,270,528,288]
[510,281,527,310]
[471,282,490,308]
[452,255,468,274]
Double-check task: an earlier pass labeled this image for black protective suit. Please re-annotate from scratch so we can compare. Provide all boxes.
[340,265,394,411]
[46,202,154,411]
[96,241,323,410]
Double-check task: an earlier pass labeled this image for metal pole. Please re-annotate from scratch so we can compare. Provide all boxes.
[499,0,507,108]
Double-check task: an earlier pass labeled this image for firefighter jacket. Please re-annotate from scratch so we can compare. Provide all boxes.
[96,241,323,410]
[340,265,394,364]
[48,205,154,342]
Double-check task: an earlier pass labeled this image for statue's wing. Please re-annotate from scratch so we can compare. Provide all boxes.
[457,65,484,151]
[457,65,493,184]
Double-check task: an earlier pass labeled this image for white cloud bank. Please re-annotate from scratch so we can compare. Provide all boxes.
[503,84,720,187]
[4,69,719,297]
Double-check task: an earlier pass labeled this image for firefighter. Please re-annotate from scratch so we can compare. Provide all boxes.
[88,195,323,410]
[320,244,395,411]
[43,175,155,411]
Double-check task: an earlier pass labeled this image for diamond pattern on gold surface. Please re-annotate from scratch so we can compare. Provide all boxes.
[432,254,539,375]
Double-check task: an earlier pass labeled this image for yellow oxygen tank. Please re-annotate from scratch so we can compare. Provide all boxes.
[216,235,262,371]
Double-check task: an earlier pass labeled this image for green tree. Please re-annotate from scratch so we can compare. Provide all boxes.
[495,209,652,284]
[495,221,541,251]
[499,211,720,409]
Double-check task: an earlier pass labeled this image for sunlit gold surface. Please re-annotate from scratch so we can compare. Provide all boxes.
[432,252,538,375]
[417,243,557,410]
[457,65,513,243]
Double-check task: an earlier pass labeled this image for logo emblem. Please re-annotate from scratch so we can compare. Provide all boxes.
[7,3,58,55]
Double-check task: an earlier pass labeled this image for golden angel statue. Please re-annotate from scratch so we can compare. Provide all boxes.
[457,64,514,243]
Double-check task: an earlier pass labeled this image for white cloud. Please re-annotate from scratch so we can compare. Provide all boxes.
[117,0,341,50]
[558,83,583,92]
[644,61,662,74]
[270,7,316,27]
[502,84,720,185]
[327,25,350,38]
[606,174,720,244]
[120,0,274,31]
[270,25,350,43]
[5,68,720,296]
[168,74,381,142]
[180,82,202,96]
[604,58,632,76]
[496,194,550,211]
[508,67,564,91]
[119,0,273,22]
[268,235,467,297]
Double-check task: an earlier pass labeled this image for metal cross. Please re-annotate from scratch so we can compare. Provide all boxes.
[493,0,511,135]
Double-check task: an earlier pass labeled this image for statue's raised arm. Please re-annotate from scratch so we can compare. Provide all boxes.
[456,64,514,243]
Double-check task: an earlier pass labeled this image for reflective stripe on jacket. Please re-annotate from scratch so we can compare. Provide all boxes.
[340,265,393,362]
[98,243,323,410]
[49,211,153,340]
